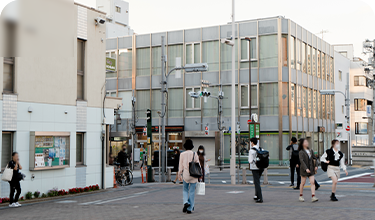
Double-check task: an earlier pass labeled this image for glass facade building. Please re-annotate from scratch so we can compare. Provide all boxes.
[106,17,335,165]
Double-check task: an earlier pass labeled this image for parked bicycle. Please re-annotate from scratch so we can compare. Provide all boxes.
[114,162,133,186]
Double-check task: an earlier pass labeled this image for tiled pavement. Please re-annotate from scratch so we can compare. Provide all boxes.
[1,182,375,220]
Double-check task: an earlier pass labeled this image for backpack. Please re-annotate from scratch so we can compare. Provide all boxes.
[291,145,299,159]
[251,147,269,169]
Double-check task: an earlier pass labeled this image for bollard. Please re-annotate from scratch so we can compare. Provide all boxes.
[113,167,117,188]
[242,167,246,184]
[167,168,172,182]
[141,167,144,183]
[263,168,269,185]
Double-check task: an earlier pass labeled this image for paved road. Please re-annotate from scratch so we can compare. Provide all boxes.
[1,167,374,220]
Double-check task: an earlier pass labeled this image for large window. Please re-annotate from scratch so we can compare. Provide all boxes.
[291,84,296,116]
[77,40,85,100]
[152,47,161,75]
[308,88,312,118]
[321,53,326,80]
[76,133,84,165]
[186,87,201,109]
[168,88,183,118]
[3,57,14,93]
[290,37,295,69]
[168,44,183,72]
[240,38,257,68]
[202,41,219,71]
[297,85,301,116]
[302,87,307,117]
[282,83,289,115]
[259,35,278,68]
[240,84,257,108]
[313,90,317,118]
[330,57,334,83]
[259,83,278,115]
[221,39,238,70]
[1,132,12,169]
[203,87,219,117]
[296,39,301,71]
[118,91,132,118]
[322,95,326,119]
[281,35,288,67]
[312,48,316,76]
[119,49,132,78]
[354,76,367,86]
[317,51,321,78]
[186,43,200,64]
[136,48,150,76]
[106,50,117,78]
[136,90,150,118]
[152,89,161,117]
[307,46,311,75]
[222,85,238,116]
[318,92,321,119]
[354,99,367,111]
[355,122,368,134]
[302,43,306,73]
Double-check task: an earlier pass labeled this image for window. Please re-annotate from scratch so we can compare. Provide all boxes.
[3,57,14,93]
[152,89,161,117]
[168,88,183,117]
[77,40,85,100]
[338,70,342,81]
[322,95,326,119]
[136,48,150,76]
[302,43,306,73]
[202,41,219,71]
[297,85,301,116]
[76,133,84,165]
[168,44,183,72]
[136,90,150,118]
[186,43,200,64]
[259,83,278,115]
[117,91,132,118]
[221,39,238,70]
[204,87,219,116]
[330,57,334,83]
[282,83,289,115]
[296,40,301,70]
[317,51,321,78]
[331,95,335,121]
[354,99,367,111]
[290,36,295,69]
[119,49,132,78]
[355,122,368,134]
[222,85,238,116]
[291,84,296,116]
[308,88,312,118]
[1,132,12,169]
[321,53,325,80]
[240,38,257,69]
[312,48,316,76]
[302,87,307,117]
[240,84,257,108]
[186,88,201,109]
[318,92,321,119]
[259,35,278,68]
[307,46,311,75]
[152,47,161,75]
[281,35,288,67]
[354,76,366,86]
[115,6,121,13]
[313,90,317,118]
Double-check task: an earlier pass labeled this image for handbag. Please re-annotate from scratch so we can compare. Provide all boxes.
[1,165,13,182]
[189,152,202,178]
[196,181,205,195]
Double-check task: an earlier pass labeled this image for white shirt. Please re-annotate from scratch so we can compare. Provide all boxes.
[320,148,347,171]
[305,149,311,158]
[248,145,260,170]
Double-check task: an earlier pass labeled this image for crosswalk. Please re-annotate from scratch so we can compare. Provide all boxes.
[77,191,150,205]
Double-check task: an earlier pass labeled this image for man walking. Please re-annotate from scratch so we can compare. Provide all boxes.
[117,145,129,173]
[286,137,300,190]
[248,137,264,203]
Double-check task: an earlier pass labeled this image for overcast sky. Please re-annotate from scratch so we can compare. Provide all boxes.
[1,0,375,59]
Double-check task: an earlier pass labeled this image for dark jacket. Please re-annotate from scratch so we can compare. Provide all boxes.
[299,149,318,177]
[286,144,300,164]
[8,160,21,183]
[325,148,344,167]
[117,151,129,167]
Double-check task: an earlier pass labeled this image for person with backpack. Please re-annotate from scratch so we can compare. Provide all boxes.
[286,137,300,189]
[320,139,348,201]
[248,137,269,203]
[298,138,318,202]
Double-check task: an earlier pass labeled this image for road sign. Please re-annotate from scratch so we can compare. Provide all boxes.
[346,125,350,131]
[247,119,252,124]
[367,105,371,117]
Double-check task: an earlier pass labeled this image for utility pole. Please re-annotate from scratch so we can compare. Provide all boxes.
[131,93,137,171]
[230,0,236,185]
[160,36,167,182]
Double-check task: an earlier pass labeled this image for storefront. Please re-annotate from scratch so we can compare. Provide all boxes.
[109,132,130,164]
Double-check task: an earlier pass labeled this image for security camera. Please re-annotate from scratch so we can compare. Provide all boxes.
[95,17,106,25]
[220,38,234,46]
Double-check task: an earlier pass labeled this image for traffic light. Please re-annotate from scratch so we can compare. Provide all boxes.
[199,90,211,97]
[143,127,147,136]
[205,126,209,136]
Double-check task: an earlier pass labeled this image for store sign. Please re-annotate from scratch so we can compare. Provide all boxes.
[106,57,116,72]
[249,123,260,139]
[367,105,371,117]
[336,123,343,129]
[336,132,342,138]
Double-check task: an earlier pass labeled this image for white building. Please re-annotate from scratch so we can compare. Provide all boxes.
[97,0,134,38]
[0,2,121,197]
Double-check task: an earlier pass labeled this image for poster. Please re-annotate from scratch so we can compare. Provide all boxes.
[35,153,45,167]
[34,135,70,168]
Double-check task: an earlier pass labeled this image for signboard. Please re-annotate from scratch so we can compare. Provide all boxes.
[106,57,116,72]
[336,123,343,129]
[367,105,372,117]
[249,123,260,139]
[255,124,260,138]
[346,125,350,132]
[336,132,342,138]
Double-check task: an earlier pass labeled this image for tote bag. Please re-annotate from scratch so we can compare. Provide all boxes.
[196,181,205,195]
[1,165,13,182]
[189,152,202,178]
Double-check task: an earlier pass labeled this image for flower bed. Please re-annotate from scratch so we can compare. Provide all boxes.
[0,184,100,204]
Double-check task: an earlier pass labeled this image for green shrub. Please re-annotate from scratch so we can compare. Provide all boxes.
[33,191,40,198]
[41,193,47,198]
[25,191,33,200]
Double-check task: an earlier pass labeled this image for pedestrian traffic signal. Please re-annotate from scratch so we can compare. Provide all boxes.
[143,127,147,136]
[205,126,209,136]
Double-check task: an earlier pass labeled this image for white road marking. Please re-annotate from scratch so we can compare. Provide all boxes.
[55,200,77,204]
[79,200,103,205]
[227,191,244,194]
[320,172,373,184]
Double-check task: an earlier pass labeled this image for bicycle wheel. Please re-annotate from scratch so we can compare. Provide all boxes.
[125,171,133,185]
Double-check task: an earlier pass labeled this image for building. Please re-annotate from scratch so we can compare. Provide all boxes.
[0,2,119,197]
[105,16,336,166]
[97,0,134,38]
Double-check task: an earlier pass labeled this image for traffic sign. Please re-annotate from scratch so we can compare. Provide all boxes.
[247,119,252,124]
[346,125,350,131]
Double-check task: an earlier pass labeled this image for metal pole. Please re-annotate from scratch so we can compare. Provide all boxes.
[230,0,236,185]
[159,116,161,183]
[161,36,166,182]
[346,72,351,165]
[248,39,251,118]
[132,96,135,171]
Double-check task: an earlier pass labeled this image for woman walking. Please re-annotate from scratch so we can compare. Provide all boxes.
[178,139,201,214]
[172,149,181,184]
[320,139,348,201]
[8,152,23,208]
[298,139,318,202]
[197,145,210,182]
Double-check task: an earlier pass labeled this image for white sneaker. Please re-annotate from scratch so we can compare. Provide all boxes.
[15,202,21,207]
[311,196,319,202]
[299,196,304,202]
[9,203,19,208]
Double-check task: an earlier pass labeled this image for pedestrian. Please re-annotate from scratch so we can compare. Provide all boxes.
[320,139,348,201]
[178,139,201,214]
[286,137,300,189]
[172,149,181,184]
[248,137,264,203]
[196,145,211,183]
[8,152,23,208]
[117,145,129,175]
[298,138,319,202]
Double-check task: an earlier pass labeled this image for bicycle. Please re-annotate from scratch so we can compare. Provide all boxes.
[114,162,133,186]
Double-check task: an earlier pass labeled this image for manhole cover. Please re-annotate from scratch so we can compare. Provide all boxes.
[226,191,244,194]
[55,200,77,204]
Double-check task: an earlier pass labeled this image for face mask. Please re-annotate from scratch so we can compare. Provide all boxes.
[199,150,204,153]
[335,144,340,150]
[123,149,126,152]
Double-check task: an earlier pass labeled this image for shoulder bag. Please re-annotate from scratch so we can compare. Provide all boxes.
[189,152,202,178]
[1,165,13,182]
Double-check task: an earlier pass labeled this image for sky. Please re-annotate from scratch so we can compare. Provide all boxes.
[1,0,375,59]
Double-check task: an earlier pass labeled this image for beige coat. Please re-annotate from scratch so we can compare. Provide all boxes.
[178,150,200,183]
